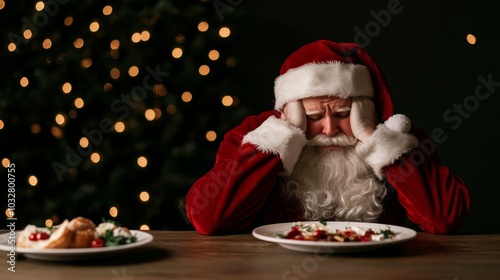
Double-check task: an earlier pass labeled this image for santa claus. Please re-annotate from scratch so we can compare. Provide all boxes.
[185,40,470,235]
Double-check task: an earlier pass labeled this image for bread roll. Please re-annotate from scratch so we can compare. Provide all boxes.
[68,217,96,248]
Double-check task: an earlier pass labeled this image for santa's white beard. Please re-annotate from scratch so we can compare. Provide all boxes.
[281,134,386,222]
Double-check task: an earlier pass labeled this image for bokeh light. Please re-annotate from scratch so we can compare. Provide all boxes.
[81,58,93,68]
[31,124,41,134]
[141,31,150,41]
[110,68,120,79]
[73,38,84,48]
[466,34,476,45]
[140,191,150,202]
[219,27,231,38]
[198,21,209,32]
[20,77,29,87]
[131,32,141,43]
[35,1,44,11]
[42,38,52,49]
[51,126,63,139]
[62,82,72,94]
[137,156,148,167]
[90,152,101,163]
[145,109,155,121]
[2,158,11,168]
[114,121,125,133]
[74,97,84,109]
[109,207,118,217]
[222,95,233,106]
[181,91,192,102]
[206,130,217,142]
[80,137,89,148]
[5,209,14,218]
[209,50,220,60]
[55,113,66,126]
[89,22,100,32]
[153,84,167,97]
[172,47,183,58]
[64,17,73,26]
[28,175,38,186]
[103,5,113,15]
[129,66,139,77]
[110,39,120,49]
[199,65,210,76]
[7,43,16,52]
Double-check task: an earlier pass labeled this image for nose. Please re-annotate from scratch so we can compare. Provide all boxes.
[321,116,339,137]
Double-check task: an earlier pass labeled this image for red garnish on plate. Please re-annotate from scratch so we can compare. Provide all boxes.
[36,232,50,241]
[278,222,396,242]
[91,238,104,248]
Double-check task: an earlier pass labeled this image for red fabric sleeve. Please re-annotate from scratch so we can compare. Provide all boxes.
[185,111,284,235]
[384,126,471,234]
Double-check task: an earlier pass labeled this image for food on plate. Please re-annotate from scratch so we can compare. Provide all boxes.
[68,217,96,248]
[277,221,396,242]
[93,220,137,247]
[17,219,72,249]
[17,217,137,249]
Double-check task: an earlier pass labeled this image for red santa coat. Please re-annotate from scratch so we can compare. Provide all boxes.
[186,110,471,236]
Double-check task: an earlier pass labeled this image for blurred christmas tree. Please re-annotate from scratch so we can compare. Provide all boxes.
[0,0,249,230]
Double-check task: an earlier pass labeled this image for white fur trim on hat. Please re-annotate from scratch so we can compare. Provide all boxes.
[242,116,307,175]
[274,61,374,110]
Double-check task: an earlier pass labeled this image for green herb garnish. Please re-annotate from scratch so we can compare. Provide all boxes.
[380,228,395,239]
[102,229,137,247]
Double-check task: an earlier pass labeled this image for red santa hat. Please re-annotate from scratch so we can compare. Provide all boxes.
[274,40,394,121]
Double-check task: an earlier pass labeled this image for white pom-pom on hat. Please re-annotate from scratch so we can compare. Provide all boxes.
[384,114,411,133]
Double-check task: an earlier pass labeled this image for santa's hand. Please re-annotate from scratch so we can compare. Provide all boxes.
[280,100,306,132]
[350,97,378,142]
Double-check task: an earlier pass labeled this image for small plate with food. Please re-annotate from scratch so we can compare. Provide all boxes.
[252,221,416,253]
[0,217,153,261]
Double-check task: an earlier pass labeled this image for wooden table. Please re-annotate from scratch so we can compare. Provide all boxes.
[1,230,500,280]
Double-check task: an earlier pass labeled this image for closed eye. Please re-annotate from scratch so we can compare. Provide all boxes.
[306,114,323,121]
[334,111,350,119]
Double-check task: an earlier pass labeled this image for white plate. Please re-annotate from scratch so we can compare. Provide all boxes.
[252,221,416,253]
[0,230,153,261]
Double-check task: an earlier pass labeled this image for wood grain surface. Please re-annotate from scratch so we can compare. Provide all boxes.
[1,230,499,280]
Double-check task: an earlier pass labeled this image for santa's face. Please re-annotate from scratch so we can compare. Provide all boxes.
[301,96,354,150]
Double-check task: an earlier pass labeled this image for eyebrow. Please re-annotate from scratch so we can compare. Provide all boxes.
[336,107,351,112]
[305,110,323,116]
[305,107,351,115]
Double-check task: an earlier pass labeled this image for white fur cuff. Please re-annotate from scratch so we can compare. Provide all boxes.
[242,116,307,175]
[355,115,418,180]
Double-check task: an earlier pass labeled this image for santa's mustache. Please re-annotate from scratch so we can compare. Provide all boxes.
[307,133,358,147]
